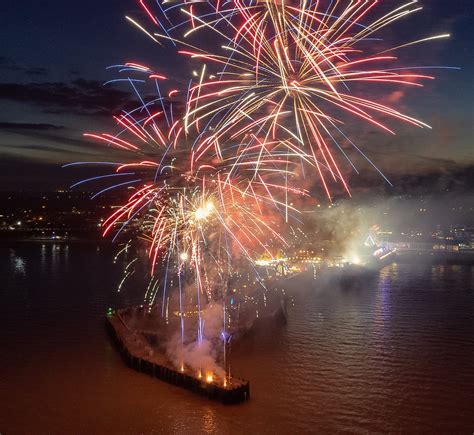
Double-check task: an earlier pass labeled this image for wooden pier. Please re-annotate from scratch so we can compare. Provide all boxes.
[105,309,250,404]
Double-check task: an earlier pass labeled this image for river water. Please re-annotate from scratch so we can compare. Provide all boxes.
[1,242,473,433]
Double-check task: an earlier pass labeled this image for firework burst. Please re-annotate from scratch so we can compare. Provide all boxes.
[136,0,451,199]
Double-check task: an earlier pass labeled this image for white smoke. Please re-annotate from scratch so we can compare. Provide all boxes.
[165,303,226,379]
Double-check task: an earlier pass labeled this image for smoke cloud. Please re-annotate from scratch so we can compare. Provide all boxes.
[165,303,226,379]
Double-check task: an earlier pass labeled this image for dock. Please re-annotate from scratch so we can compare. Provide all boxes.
[105,309,250,404]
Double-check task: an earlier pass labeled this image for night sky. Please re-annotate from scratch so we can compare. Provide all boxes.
[0,0,472,193]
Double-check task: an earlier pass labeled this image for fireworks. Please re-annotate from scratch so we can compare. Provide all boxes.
[141,0,451,199]
[70,0,450,383]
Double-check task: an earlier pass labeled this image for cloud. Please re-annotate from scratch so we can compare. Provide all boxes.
[0,123,136,165]
[0,129,121,154]
[0,156,109,191]
[0,79,134,117]
[0,122,65,131]
[4,143,80,155]
[343,160,474,197]
[0,56,22,72]
[0,57,49,76]
[0,122,91,148]
[24,67,49,77]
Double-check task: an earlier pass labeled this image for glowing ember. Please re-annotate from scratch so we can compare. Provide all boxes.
[194,201,214,221]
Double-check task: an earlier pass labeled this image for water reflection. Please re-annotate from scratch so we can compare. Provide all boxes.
[377,271,392,326]
[51,243,60,275]
[64,245,69,267]
[9,249,26,275]
[431,264,466,291]
[40,243,47,273]
[201,406,217,433]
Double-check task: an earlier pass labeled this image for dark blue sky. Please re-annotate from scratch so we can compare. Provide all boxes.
[0,0,472,191]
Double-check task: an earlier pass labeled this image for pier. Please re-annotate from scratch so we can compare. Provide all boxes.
[105,308,250,404]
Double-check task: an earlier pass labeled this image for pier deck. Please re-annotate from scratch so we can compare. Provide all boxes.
[106,309,250,404]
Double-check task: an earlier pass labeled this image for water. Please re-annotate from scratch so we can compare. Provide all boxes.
[1,242,473,433]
